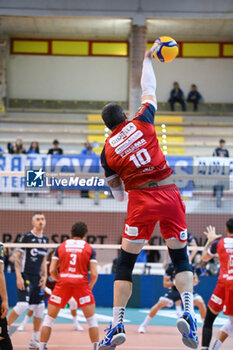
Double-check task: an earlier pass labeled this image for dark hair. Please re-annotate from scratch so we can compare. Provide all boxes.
[219,139,225,143]
[71,222,88,238]
[29,141,40,153]
[101,103,125,130]
[226,218,233,233]
[191,84,196,88]
[53,139,59,145]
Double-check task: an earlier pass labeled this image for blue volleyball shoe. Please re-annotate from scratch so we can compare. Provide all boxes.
[98,323,126,349]
[176,312,199,349]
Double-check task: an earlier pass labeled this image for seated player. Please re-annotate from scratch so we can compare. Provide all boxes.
[138,263,206,333]
[210,255,233,350]
[0,243,13,350]
[39,222,99,350]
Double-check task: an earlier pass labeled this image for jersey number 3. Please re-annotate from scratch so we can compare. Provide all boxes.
[70,254,77,265]
[129,148,151,168]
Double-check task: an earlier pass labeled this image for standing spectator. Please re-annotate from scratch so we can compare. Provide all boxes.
[7,137,27,154]
[168,82,186,111]
[213,139,229,157]
[213,139,229,200]
[187,84,202,111]
[28,141,40,154]
[47,140,63,155]
[80,142,96,156]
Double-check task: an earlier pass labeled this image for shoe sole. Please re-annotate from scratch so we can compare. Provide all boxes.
[177,318,190,336]
[182,336,198,349]
[177,319,198,349]
[112,333,126,346]
[138,328,146,334]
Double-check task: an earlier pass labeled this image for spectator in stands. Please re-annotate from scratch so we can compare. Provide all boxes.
[47,139,63,155]
[28,141,40,154]
[168,82,186,112]
[7,137,27,154]
[213,139,229,157]
[80,142,96,156]
[194,253,209,276]
[187,84,202,111]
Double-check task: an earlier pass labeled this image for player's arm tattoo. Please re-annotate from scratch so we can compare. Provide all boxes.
[14,251,23,277]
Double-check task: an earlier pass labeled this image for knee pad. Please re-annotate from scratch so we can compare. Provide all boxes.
[0,336,13,350]
[43,315,55,328]
[31,303,45,318]
[13,302,29,316]
[168,246,192,274]
[68,297,77,311]
[115,249,138,282]
[220,317,233,335]
[87,315,98,328]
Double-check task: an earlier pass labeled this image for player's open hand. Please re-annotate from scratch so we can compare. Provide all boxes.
[39,276,46,290]
[144,49,154,59]
[16,275,25,290]
[203,225,222,243]
[1,300,9,319]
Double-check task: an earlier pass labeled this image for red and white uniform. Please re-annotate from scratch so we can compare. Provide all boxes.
[223,254,233,316]
[101,102,187,242]
[49,239,97,308]
[208,236,233,313]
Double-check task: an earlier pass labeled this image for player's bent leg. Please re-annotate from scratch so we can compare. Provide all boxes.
[81,304,99,350]
[201,306,219,350]
[166,239,198,349]
[99,239,142,349]
[8,301,29,326]
[210,317,233,350]
[138,298,170,333]
[18,308,34,331]
[39,304,60,350]
[68,297,84,331]
[194,296,207,320]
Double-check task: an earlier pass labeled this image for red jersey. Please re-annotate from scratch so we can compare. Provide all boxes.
[101,103,173,191]
[53,239,97,285]
[209,236,233,284]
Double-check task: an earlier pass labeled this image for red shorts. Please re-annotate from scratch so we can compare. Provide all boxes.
[122,184,187,242]
[208,282,225,313]
[223,289,233,316]
[48,280,95,309]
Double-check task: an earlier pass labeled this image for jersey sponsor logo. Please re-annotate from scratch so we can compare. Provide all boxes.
[125,224,138,237]
[79,295,91,305]
[109,123,136,148]
[224,237,233,249]
[115,130,143,155]
[50,294,62,304]
[179,229,188,241]
[65,240,86,249]
[120,138,147,158]
[30,248,47,257]
[211,293,222,305]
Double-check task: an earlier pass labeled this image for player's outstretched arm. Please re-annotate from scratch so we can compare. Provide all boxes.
[140,49,157,107]
[202,225,222,261]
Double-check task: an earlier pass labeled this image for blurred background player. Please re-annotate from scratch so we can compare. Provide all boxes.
[18,250,83,332]
[7,212,48,349]
[39,222,99,350]
[210,255,233,350]
[0,243,13,350]
[138,263,206,333]
[99,48,198,349]
[201,220,233,350]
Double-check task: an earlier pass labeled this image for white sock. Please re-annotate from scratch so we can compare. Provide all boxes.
[142,315,152,327]
[22,315,30,325]
[176,304,182,317]
[181,292,194,317]
[93,342,99,350]
[32,331,40,341]
[73,315,78,324]
[211,339,222,350]
[39,342,47,350]
[112,307,125,328]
